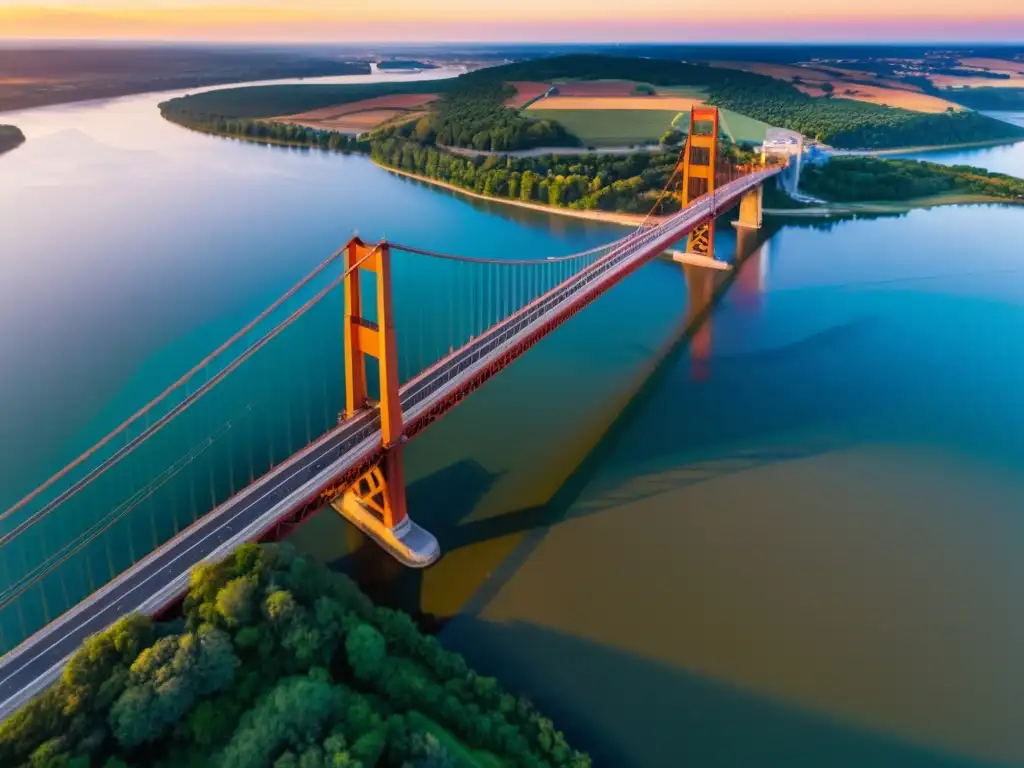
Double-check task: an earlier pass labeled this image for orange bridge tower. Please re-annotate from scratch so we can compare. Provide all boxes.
[679,106,720,261]
[336,237,439,567]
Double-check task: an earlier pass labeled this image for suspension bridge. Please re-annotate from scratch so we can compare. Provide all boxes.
[0,108,781,717]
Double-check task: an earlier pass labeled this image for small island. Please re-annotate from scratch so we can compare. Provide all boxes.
[0,125,25,156]
[0,543,591,768]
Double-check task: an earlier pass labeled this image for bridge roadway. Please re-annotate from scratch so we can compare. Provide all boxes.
[0,168,776,720]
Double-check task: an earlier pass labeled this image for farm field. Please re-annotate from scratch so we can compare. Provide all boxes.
[525,108,681,147]
[506,81,551,107]
[651,85,711,98]
[717,108,772,144]
[796,82,961,112]
[711,60,842,85]
[711,59,963,112]
[930,72,1024,88]
[930,57,1024,89]
[274,93,437,133]
[959,57,1024,76]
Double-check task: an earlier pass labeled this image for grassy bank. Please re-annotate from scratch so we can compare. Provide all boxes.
[380,164,652,226]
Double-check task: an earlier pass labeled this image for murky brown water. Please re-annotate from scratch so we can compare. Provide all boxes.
[293,206,1024,766]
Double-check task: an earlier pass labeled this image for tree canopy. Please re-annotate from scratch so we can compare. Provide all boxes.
[801,157,1024,202]
[0,543,591,768]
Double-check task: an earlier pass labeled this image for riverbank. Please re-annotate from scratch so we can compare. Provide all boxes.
[159,111,665,226]
[828,137,1024,157]
[766,192,1024,218]
[379,164,659,227]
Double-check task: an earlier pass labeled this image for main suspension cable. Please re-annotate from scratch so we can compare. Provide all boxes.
[0,245,380,547]
[389,240,613,264]
[1,244,353,525]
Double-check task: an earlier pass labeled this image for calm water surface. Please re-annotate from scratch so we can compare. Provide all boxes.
[895,111,1024,177]
[3,86,1024,766]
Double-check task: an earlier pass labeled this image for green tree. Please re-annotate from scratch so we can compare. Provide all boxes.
[345,623,387,681]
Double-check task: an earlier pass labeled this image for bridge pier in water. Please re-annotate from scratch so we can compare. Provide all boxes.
[336,237,440,567]
[732,185,764,231]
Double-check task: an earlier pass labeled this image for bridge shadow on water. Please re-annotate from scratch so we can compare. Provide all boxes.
[328,221,862,623]
[317,219,1004,765]
[439,617,1001,768]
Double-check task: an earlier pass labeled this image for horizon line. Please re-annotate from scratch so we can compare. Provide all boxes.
[1,37,1022,46]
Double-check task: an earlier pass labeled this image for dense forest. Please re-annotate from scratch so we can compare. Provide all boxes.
[941,87,1024,111]
[377,61,437,71]
[705,80,1024,149]
[464,54,737,89]
[372,138,684,213]
[801,157,1024,202]
[161,78,574,153]
[0,125,25,155]
[159,81,448,121]
[160,54,1024,154]
[465,54,1024,149]
[159,108,366,153]
[0,543,590,768]
[375,80,576,152]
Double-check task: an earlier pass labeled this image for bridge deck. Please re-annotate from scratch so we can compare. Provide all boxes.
[0,169,777,721]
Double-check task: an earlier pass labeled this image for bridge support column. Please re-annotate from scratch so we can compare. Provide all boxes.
[732,185,763,230]
[337,237,439,568]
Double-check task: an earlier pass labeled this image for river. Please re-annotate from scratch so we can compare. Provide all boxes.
[2,74,1024,766]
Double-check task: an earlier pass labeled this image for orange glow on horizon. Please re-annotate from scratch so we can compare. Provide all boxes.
[0,2,1022,41]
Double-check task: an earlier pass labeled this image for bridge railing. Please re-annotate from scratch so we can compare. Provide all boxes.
[0,235,621,654]
[0,254,356,654]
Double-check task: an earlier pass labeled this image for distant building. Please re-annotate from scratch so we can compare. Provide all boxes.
[760,128,805,193]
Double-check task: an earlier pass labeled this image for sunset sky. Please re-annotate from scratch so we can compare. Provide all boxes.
[1,0,1022,42]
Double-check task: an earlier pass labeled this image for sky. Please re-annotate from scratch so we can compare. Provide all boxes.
[0,0,1022,43]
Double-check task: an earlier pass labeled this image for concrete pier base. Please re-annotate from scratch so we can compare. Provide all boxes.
[332,493,440,568]
[669,250,731,270]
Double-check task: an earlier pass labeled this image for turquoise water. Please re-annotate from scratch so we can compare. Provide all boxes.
[3,83,1024,765]
[0,73,627,644]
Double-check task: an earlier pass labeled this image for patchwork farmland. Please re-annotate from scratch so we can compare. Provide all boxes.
[276,93,437,134]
